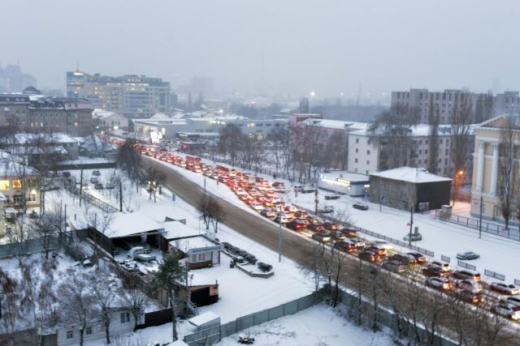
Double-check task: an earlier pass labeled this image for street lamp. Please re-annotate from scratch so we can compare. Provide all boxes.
[277,211,285,263]
[453,170,464,207]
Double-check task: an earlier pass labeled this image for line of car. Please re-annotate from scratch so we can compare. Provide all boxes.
[103,136,520,323]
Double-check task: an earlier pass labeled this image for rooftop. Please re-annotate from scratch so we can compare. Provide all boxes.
[370,167,452,183]
[104,212,164,239]
[162,221,200,240]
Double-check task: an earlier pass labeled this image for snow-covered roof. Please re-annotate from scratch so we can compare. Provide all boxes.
[162,221,200,240]
[150,112,170,120]
[105,212,164,239]
[92,109,118,119]
[1,132,78,145]
[370,167,451,183]
[188,311,220,328]
[320,171,369,183]
[479,113,520,129]
[171,236,221,253]
[0,161,39,176]
[350,124,456,137]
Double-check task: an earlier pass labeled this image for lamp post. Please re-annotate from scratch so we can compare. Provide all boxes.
[453,170,464,207]
[278,211,284,263]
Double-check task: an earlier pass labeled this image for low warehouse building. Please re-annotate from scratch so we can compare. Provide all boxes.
[318,171,369,197]
[369,167,451,212]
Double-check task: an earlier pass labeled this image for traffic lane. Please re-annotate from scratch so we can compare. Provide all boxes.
[143,157,310,263]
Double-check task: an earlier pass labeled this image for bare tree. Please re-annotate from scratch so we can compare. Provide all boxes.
[428,101,440,174]
[498,116,518,230]
[32,203,62,259]
[88,271,117,345]
[475,92,494,124]
[198,194,226,233]
[121,285,148,332]
[116,138,142,188]
[217,125,243,166]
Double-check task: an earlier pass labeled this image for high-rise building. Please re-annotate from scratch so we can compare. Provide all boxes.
[66,71,170,117]
[0,64,38,93]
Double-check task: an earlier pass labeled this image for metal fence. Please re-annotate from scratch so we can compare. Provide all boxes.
[433,210,520,241]
[484,269,505,281]
[441,255,451,263]
[0,236,61,259]
[457,260,477,271]
[295,204,435,257]
[183,292,323,346]
[65,183,119,213]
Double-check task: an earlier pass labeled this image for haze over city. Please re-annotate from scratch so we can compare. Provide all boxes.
[2,0,520,97]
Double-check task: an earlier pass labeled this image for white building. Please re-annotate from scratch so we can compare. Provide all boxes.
[92,109,129,132]
[318,171,369,197]
[348,124,459,177]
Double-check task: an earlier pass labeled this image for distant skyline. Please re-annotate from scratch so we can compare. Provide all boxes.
[1,0,519,98]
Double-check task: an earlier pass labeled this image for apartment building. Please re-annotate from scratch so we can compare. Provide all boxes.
[470,114,520,225]
[66,71,170,118]
[347,125,460,177]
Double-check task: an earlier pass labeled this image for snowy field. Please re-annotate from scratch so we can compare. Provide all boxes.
[150,155,520,284]
[215,304,396,346]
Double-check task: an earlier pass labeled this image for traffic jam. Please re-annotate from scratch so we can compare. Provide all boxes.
[103,135,520,323]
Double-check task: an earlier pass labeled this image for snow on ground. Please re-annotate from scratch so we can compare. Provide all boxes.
[215,303,396,346]
[146,157,520,284]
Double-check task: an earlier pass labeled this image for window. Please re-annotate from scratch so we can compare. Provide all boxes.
[66,331,73,339]
[120,312,130,324]
[445,149,448,155]
[356,138,359,143]
[366,160,370,165]
[425,150,428,154]
[367,150,370,155]
[86,327,92,335]
[439,139,443,144]
[13,195,24,205]
[198,253,206,262]
[355,148,358,153]
[355,158,358,163]
[0,180,9,191]
[12,179,22,189]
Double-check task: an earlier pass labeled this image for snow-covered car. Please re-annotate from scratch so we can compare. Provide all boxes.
[250,203,265,211]
[490,282,520,295]
[456,251,480,260]
[318,206,334,214]
[403,233,422,242]
[493,305,520,320]
[352,202,369,211]
[426,277,453,291]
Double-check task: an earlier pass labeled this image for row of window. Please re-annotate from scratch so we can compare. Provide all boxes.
[66,313,130,339]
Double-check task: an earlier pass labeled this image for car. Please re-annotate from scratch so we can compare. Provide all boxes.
[325,195,340,200]
[300,188,316,194]
[383,260,406,273]
[308,223,326,232]
[499,296,520,308]
[349,237,367,248]
[62,171,71,178]
[353,202,369,211]
[90,177,99,184]
[272,182,285,188]
[94,183,104,190]
[330,231,346,242]
[389,253,417,265]
[359,250,380,262]
[365,246,386,258]
[456,251,480,260]
[274,214,291,224]
[106,183,115,189]
[452,270,481,282]
[318,206,334,214]
[312,232,332,243]
[407,252,428,264]
[493,305,520,320]
[456,279,482,292]
[285,205,299,213]
[340,228,359,238]
[323,221,339,231]
[426,277,454,291]
[294,210,309,218]
[260,209,276,219]
[403,233,423,242]
[430,261,451,272]
[489,283,520,295]
[458,290,485,304]
[286,219,307,231]
[422,266,450,278]
[334,241,357,253]
[92,170,101,176]
[250,203,265,211]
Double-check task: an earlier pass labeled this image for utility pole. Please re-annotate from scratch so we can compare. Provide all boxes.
[278,212,284,263]
[408,204,414,247]
[314,189,318,215]
[79,168,84,207]
[479,195,483,239]
[119,181,123,212]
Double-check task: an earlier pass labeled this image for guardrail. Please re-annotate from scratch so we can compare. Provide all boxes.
[294,204,435,257]
[515,279,520,286]
[441,255,451,263]
[65,182,119,214]
[484,269,505,281]
[457,260,476,271]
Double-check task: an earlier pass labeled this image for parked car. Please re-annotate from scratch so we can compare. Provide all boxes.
[490,282,520,295]
[312,232,332,243]
[308,223,326,232]
[261,209,276,219]
[90,177,99,184]
[325,195,340,200]
[300,188,316,194]
[106,183,115,189]
[318,206,334,214]
[353,202,369,211]
[456,251,480,260]
[62,171,71,178]
[94,183,104,190]
[499,296,520,308]
[422,266,450,278]
[458,290,485,304]
[92,170,101,176]
[403,233,423,242]
[452,270,481,282]
[407,252,428,264]
[389,253,417,265]
[383,260,406,273]
[286,219,307,231]
[426,277,454,291]
[493,304,520,320]
[334,241,357,253]
[456,279,482,292]
[359,250,380,262]
[340,228,358,238]
[323,221,339,231]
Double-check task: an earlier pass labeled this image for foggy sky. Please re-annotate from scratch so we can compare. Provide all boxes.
[1,0,519,98]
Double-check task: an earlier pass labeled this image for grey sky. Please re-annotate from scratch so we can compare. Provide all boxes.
[1,0,519,98]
